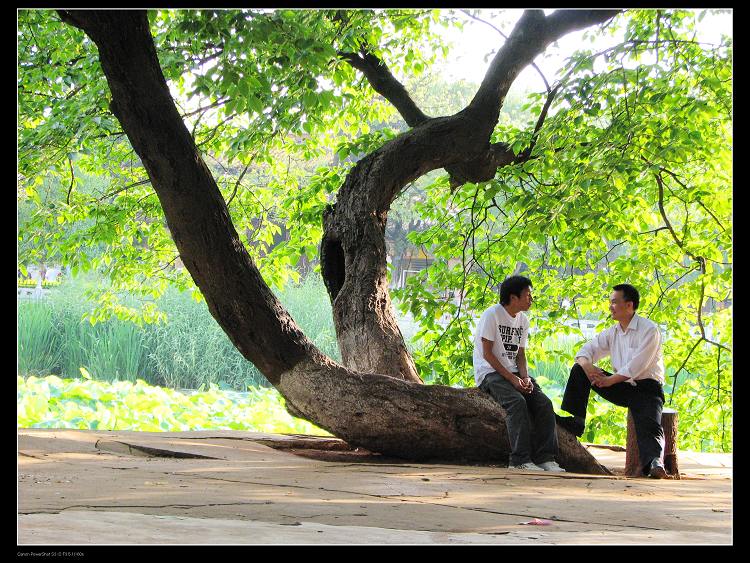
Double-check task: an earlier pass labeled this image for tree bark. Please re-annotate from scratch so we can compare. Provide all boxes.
[624,411,641,477]
[58,9,611,474]
[280,357,610,473]
[625,408,679,478]
[662,409,680,478]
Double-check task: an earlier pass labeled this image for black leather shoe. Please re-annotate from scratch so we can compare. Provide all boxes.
[555,414,584,437]
[647,459,668,479]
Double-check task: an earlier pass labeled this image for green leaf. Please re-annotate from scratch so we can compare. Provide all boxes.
[246,95,264,114]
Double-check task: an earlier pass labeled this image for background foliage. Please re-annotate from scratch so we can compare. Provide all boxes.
[18,273,340,391]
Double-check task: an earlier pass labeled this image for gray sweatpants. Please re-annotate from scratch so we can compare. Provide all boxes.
[479,372,559,466]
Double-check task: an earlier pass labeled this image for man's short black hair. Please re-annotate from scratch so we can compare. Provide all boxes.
[613,283,640,310]
[500,275,533,305]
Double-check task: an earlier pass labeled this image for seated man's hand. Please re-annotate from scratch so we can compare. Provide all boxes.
[592,374,617,388]
[584,365,605,382]
[513,376,533,394]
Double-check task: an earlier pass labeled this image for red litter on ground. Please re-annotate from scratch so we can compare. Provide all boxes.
[520,518,553,526]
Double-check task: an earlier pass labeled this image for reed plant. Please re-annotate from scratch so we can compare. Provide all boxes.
[528,335,582,386]
[276,274,341,361]
[55,308,99,380]
[17,301,61,376]
[142,287,267,390]
[87,321,145,382]
[17,274,687,397]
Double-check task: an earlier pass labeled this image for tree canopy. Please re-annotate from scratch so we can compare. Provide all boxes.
[18,9,732,457]
[19,9,452,308]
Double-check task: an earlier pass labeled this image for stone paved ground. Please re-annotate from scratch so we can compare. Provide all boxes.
[17,429,732,545]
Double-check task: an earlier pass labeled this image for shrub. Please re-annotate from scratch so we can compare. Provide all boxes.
[17,375,330,435]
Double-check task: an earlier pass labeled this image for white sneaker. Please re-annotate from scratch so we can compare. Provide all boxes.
[538,461,566,472]
[509,462,545,471]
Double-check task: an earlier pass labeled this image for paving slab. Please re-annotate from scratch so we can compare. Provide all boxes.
[17,429,733,545]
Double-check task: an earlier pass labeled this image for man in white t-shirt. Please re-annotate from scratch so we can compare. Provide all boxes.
[556,283,668,479]
[473,275,564,472]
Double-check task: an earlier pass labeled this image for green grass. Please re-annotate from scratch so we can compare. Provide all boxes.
[140,288,267,390]
[276,274,341,361]
[527,335,581,386]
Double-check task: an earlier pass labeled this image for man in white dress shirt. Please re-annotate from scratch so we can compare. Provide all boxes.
[556,284,668,478]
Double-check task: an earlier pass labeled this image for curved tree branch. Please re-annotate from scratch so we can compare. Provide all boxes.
[225,163,250,208]
[658,165,727,232]
[339,50,430,127]
[668,256,730,404]
[468,9,620,133]
[66,157,75,205]
[444,76,557,189]
[460,9,551,93]
[333,10,621,198]
[442,10,619,189]
[520,83,560,160]
[655,171,700,263]
[668,336,703,404]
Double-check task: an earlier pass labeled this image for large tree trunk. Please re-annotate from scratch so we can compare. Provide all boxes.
[320,111,501,382]
[321,178,420,383]
[58,9,613,474]
[279,357,609,473]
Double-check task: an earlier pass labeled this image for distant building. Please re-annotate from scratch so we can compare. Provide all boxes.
[23,265,63,283]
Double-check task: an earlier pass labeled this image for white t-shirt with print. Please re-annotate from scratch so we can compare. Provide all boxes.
[472,304,530,386]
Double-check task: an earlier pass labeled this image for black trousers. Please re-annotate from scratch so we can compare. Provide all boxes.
[561,364,665,473]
